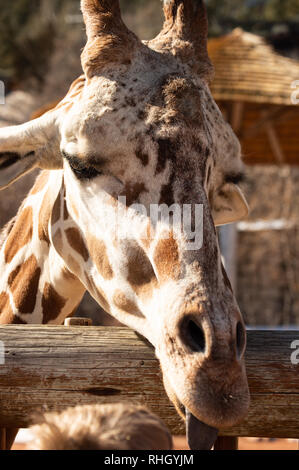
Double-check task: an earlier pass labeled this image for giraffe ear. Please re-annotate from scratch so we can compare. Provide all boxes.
[0,115,62,190]
[212,184,249,226]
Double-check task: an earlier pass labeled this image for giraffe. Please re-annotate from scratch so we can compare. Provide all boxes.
[0,0,250,450]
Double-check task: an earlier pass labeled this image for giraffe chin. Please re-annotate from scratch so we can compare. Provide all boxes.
[185,409,218,450]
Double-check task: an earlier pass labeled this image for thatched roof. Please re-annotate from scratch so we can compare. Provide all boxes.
[208,28,299,106]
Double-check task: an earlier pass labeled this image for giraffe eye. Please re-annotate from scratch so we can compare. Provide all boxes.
[62,152,101,181]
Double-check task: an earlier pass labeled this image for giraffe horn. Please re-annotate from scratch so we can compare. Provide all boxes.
[80,0,139,78]
[154,0,213,77]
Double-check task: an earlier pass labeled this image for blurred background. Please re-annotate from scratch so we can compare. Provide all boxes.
[0,0,299,329]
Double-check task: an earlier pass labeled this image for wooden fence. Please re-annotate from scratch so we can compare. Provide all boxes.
[0,325,298,450]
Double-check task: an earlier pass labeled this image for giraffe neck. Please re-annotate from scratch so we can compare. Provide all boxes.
[0,171,85,325]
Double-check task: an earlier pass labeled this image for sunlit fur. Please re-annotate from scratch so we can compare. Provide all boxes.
[28,403,173,450]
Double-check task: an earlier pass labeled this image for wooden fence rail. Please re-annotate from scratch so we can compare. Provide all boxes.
[0,326,298,448]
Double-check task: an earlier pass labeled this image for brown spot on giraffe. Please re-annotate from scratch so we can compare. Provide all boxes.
[4,207,33,263]
[8,255,41,314]
[0,292,27,324]
[153,235,180,283]
[42,282,66,324]
[159,179,175,206]
[51,192,61,225]
[53,229,64,255]
[120,182,147,207]
[87,237,113,280]
[0,291,9,311]
[135,147,149,166]
[30,171,49,195]
[9,315,27,324]
[63,199,69,221]
[38,190,52,245]
[125,241,157,298]
[113,290,143,317]
[66,228,89,262]
[0,292,12,323]
[1,312,27,324]
[155,138,176,175]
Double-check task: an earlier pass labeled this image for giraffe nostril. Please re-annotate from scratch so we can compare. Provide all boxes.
[236,321,246,359]
[180,318,206,353]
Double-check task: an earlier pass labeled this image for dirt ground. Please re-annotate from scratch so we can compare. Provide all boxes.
[11,436,298,451]
[173,436,298,450]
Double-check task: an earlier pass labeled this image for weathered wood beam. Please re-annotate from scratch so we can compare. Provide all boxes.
[0,326,298,438]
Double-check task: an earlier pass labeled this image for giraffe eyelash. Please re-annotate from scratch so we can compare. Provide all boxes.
[223,172,245,185]
[62,152,102,181]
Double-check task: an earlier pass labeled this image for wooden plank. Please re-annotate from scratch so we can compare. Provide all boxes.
[0,326,298,438]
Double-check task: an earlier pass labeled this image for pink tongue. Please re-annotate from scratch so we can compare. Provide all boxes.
[186,409,218,450]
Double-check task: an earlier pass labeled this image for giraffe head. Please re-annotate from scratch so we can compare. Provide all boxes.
[0,1,250,449]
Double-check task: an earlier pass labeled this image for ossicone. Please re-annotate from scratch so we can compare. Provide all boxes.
[151,0,213,79]
[80,0,140,78]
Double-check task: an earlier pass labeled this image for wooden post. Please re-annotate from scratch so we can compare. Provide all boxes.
[64,317,92,326]
[214,436,238,450]
[4,429,18,451]
[231,101,244,135]
[0,428,6,450]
